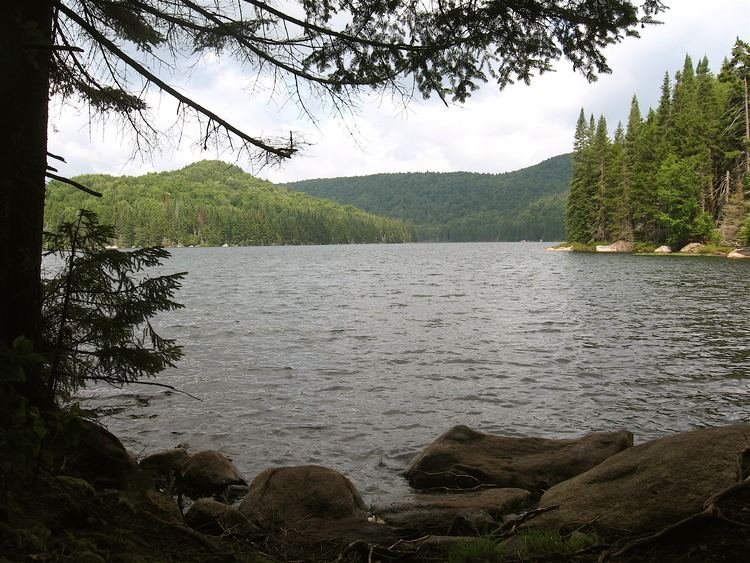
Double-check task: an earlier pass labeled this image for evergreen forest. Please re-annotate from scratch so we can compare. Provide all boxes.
[566,40,750,249]
[43,161,414,247]
[286,154,572,242]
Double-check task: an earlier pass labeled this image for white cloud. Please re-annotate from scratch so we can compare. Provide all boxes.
[48,0,750,183]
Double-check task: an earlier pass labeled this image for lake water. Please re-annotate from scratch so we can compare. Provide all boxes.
[81,242,750,504]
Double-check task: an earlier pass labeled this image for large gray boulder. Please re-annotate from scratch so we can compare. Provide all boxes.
[180,450,246,498]
[239,465,368,530]
[530,424,750,536]
[405,425,632,493]
[377,488,532,534]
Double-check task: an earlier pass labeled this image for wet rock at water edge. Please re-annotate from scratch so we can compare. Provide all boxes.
[179,450,246,499]
[405,425,632,493]
[376,487,532,535]
[530,423,750,536]
[727,247,750,259]
[140,447,190,476]
[185,498,260,536]
[654,245,672,254]
[239,465,368,529]
[239,465,397,549]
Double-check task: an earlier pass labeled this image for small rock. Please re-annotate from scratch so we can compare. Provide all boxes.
[180,450,246,499]
[140,447,190,475]
[680,242,704,253]
[377,488,531,534]
[547,246,573,252]
[654,245,672,254]
[185,498,260,536]
[450,507,496,534]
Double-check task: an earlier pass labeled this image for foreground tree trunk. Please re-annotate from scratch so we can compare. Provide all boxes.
[1,1,54,406]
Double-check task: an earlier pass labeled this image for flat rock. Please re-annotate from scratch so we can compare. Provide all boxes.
[180,450,246,498]
[727,247,750,259]
[405,425,632,493]
[185,498,260,536]
[530,424,750,536]
[680,242,704,253]
[547,246,573,252]
[377,488,532,534]
[596,240,633,253]
[239,465,368,530]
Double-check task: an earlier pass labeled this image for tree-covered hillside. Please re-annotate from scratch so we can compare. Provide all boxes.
[567,40,749,248]
[286,154,572,241]
[44,161,414,247]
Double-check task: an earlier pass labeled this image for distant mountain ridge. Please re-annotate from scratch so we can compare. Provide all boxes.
[285,154,572,241]
[44,160,414,247]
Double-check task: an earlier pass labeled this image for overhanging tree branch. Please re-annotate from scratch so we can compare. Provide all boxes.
[57,2,296,160]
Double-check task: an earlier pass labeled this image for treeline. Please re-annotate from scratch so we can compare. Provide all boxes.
[44,161,414,246]
[286,154,572,242]
[567,40,750,248]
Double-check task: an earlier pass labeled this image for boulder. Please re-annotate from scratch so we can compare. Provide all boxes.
[140,447,190,475]
[680,242,704,253]
[405,425,633,493]
[377,488,531,534]
[185,498,260,536]
[61,419,139,489]
[180,450,246,498]
[239,465,368,530]
[530,424,750,536]
[727,247,750,259]
[653,245,672,254]
[595,240,633,253]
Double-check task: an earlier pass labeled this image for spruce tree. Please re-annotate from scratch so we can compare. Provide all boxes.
[567,109,596,242]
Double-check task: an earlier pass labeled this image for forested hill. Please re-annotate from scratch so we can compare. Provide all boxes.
[285,154,573,241]
[44,161,414,247]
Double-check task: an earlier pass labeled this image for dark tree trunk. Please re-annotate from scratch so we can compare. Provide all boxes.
[1,1,54,406]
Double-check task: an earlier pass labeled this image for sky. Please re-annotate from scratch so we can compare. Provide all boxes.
[48,1,749,184]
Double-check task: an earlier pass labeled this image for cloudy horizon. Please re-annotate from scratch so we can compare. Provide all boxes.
[48,1,749,184]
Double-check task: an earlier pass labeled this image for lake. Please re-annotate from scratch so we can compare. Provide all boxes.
[80,242,750,504]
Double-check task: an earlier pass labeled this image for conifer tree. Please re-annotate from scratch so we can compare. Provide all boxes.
[567,109,596,242]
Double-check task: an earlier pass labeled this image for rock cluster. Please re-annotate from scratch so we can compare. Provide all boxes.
[108,421,750,558]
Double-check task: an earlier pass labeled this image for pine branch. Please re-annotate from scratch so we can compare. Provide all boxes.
[57,2,296,161]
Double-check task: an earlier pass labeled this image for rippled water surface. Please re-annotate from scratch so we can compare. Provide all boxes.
[81,243,750,503]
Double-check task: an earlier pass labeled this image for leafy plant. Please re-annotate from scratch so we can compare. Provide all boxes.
[41,210,185,402]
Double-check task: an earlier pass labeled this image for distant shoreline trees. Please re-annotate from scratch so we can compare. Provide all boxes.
[566,39,750,248]
[44,161,415,246]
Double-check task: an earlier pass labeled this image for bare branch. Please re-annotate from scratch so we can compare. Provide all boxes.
[46,172,103,197]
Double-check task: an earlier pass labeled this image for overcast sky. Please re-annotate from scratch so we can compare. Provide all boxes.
[48,1,749,184]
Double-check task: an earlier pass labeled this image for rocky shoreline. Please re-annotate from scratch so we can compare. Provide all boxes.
[548,240,750,258]
[70,420,750,561]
